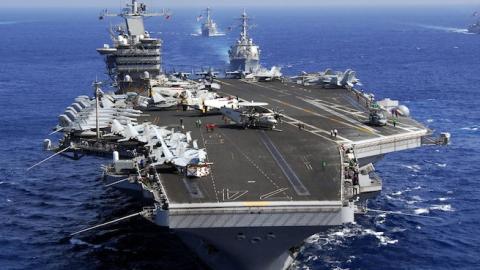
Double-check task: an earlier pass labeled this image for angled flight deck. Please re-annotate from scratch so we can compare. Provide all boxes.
[139,79,428,205]
[217,79,427,144]
[141,108,342,204]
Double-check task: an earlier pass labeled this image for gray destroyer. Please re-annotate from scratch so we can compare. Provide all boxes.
[468,11,480,34]
[228,10,260,74]
[44,1,450,270]
[199,8,223,37]
[468,20,480,34]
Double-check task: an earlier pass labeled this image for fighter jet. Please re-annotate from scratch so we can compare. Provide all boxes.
[195,67,219,82]
[292,69,360,88]
[244,66,283,82]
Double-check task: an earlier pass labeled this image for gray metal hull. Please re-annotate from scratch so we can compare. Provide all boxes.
[468,24,480,34]
[230,59,260,73]
[104,174,154,200]
[175,226,327,270]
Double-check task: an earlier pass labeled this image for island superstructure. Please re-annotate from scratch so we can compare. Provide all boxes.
[97,0,169,93]
[228,10,260,74]
[44,1,450,270]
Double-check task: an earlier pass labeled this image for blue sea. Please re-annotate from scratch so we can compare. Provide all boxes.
[0,6,479,270]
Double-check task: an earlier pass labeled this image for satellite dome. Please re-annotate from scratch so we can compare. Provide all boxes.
[124,75,132,82]
[397,105,410,117]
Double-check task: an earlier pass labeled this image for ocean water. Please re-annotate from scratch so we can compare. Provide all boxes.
[0,6,479,270]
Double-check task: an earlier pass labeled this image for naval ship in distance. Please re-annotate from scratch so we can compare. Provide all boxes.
[198,7,224,37]
[468,11,480,34]
[228,10,260,74]
[44,1,451,269]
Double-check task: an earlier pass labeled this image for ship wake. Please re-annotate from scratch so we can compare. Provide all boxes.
[415,24,472,34]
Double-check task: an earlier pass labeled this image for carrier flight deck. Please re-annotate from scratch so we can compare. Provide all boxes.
[137,79,428,206]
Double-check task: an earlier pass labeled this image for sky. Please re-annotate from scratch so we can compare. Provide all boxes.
[2,0,479,8]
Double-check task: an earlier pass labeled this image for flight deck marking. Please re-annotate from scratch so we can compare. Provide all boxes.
[217,129,292,200]
[260,131,310,196]
[301,98,382,136]
[270,97,378,138]
[223,188,249,201]
[313,99,367,116]
[218,80,350,143]
[244,81,382,136]
[302,156,313,171]
[199,128,220,202]
[260,188,289,200]
[269,99,351,142]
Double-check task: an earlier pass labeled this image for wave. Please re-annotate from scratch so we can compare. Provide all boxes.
[306,225,399,249]
[414,208,430,215]
[430,204,454,212]
[415,24,472,34]
[413,204,454,216]
[69,238,102,248]
[406,195,423,205]
[461,125,479,131]
[402,164,422,173]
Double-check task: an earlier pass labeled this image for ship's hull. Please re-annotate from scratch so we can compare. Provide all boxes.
[104,173,154,200]
[175,226,327,270]
[229,58,260,73]
[202,27,218,37]
[151,201,355,270]
[468,24,480,34]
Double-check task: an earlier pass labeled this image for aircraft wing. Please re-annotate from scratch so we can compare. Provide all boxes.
[171,157,190,168]
[159,135,174,161]
[238,101,269,107]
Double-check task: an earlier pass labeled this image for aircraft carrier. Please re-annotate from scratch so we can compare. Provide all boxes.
[42,1,450,270]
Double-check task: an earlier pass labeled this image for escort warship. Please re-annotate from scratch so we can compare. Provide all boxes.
[198,7,224,37]
[468,20,480,34]
[41,1,450,270]
[228,10,261,75]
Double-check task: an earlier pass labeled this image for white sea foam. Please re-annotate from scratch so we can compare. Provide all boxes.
[461,126,479,131]
[426,119,434,123]
[414,208,430,215]
[438,197,450,201]
[436,163,447,168]
[69,238,101,248]
[415,24,471,34]
[430,204,454,212]
[363,229,398,245]
[411,195,423,201]
[391,191,403,196]
[391,227,407,233]
[402,165,421,172]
